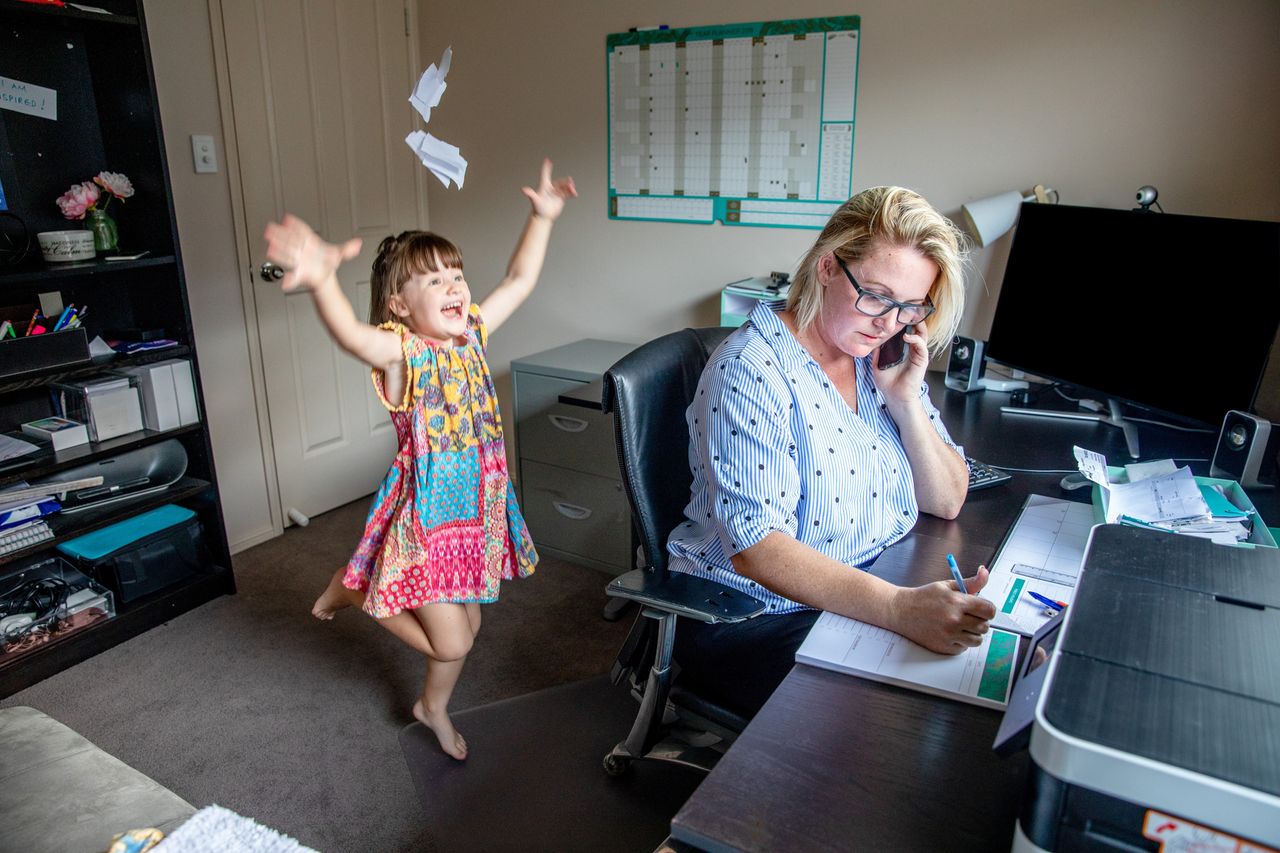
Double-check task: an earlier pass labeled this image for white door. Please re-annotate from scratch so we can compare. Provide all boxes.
[217,0,425,521]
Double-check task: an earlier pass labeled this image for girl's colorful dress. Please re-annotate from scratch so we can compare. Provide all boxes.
[344,305,537,617]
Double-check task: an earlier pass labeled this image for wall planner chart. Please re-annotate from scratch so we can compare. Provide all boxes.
[607,17,861,229]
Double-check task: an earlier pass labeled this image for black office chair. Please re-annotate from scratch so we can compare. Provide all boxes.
[599,327,766,777]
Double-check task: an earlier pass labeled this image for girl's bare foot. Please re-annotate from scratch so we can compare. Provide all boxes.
[413,699,467,760]
[312,571,359,620]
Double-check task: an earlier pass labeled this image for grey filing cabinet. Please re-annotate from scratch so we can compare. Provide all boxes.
[512,339,637,574]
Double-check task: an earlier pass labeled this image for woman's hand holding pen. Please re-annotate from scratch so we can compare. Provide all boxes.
[889,564,995,654]
[522,158,578,222]
[263,214,363,294]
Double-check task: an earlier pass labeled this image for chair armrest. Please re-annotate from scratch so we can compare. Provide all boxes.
[607,569,766,624]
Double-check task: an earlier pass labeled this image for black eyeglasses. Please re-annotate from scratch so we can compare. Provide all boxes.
[835,256,935,325]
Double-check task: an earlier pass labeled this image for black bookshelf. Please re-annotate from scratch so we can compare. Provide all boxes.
[0,0,233,697]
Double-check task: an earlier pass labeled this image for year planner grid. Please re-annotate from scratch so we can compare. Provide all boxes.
[607,17,861,229]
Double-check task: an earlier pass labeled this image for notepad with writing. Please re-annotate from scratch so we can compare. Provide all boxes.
[796,612,1017,710]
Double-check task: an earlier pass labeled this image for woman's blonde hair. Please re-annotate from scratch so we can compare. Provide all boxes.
[787,186,968,359]
[368,231,464,325]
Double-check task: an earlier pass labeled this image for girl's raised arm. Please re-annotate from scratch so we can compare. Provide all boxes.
[264,214,402,371]
[479,159,577,334]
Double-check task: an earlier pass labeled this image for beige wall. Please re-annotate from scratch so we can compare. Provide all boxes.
[415,0,1280,373]
[143,0,1279,549]
[148,0,277,551]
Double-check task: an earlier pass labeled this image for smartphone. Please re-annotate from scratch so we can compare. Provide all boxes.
[876,324,914,370]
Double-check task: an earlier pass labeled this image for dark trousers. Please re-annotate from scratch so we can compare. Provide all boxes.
[674,609,821,720]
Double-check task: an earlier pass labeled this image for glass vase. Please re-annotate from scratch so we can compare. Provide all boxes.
[85,208,119,253]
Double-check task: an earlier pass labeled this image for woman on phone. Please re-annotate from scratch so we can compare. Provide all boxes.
[666,185,993,718]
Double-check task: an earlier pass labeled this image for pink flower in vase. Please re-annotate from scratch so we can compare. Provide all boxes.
[93,171,135,201]
[56,181,101,220]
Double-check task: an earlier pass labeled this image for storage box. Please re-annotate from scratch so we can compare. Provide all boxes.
[53,375,145,442]
[0,328,92,380]
[20,416,90,451]
[56,504,211,604]
[158,358,200,425]
[113,362,180,431]
[0,555,114,661]
[115,358,199,429]
[1091,467,1276,548]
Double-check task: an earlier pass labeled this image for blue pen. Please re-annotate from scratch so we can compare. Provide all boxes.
[52,306,74,331]
[1027,591,1065,611]
[946,553,967,594]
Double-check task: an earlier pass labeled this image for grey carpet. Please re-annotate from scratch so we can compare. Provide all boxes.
[0,498,635,851]
[400,675,703,853]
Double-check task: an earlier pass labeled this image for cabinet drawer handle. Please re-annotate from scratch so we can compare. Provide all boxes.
[548,415,589,433]
[553,501,592,520]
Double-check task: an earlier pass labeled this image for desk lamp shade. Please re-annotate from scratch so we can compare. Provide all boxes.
[960,185,1057,248]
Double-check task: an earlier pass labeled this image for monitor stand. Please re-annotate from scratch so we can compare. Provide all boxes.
[1000,397,1141,459]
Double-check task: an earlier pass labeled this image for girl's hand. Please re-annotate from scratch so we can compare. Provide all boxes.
[871,318,931,406]
[264,213,362,293]
[521,158,578,222]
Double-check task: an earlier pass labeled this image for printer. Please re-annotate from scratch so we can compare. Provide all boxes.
[997,523,1280,851]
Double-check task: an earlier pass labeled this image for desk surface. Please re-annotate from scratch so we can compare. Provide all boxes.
[670,375,1278,852]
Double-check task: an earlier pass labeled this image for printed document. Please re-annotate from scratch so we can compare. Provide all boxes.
[981,494,1094,636]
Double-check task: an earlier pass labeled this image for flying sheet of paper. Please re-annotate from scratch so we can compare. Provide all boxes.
[405,48,467,189]
[406,130,468,189]
[409,47,451,124]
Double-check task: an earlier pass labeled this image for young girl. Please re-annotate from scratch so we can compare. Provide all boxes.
[263,159,577,760]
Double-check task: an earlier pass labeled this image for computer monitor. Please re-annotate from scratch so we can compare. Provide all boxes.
[984,203,1280,428]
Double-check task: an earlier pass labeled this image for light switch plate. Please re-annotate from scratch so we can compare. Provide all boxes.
[191,134,218,174]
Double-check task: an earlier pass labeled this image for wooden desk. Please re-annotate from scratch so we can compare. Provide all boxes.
[670,377,1279,852]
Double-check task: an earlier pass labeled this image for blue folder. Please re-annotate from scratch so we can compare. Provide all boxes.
[0,497,60,531]
[58,504,195,561]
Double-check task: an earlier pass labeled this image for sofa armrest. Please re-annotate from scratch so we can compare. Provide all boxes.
[0,706,195,852]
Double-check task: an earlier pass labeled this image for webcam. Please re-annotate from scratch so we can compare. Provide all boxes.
[1135,185,1159,212]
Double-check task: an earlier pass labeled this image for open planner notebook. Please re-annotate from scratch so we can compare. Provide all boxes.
[796,495,1094,709]
[796,614,1018,710]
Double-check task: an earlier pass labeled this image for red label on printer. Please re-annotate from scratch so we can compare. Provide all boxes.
[1142,810,1278,853]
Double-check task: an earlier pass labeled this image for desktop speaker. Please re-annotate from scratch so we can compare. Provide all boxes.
[944,337,986,393]
[1210,410,1278,489]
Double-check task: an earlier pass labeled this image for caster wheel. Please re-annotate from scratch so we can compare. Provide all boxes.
[603,754,631,777]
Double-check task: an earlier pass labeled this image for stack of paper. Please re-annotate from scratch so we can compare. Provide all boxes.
[1185,483,1252,542]
[0,483,60,534]
[1074,446,1255,545]
[0,434,39,463]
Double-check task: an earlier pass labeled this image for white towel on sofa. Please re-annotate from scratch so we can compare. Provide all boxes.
[152,804,316,853]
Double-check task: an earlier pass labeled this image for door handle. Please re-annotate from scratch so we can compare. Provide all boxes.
[259,261,285,282]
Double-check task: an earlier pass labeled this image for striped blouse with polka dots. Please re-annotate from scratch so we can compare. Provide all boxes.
[666,300,964,615]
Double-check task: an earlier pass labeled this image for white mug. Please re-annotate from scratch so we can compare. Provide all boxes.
[37,230,96,263]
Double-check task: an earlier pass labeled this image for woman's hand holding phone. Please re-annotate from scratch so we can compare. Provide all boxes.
[873,320,930,406]
[876,324,914,371]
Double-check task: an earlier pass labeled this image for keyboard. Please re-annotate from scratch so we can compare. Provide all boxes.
[0,521,55,556]
[967,457,1012,491]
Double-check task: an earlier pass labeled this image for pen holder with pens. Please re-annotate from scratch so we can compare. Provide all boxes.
[0,328,92,381]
